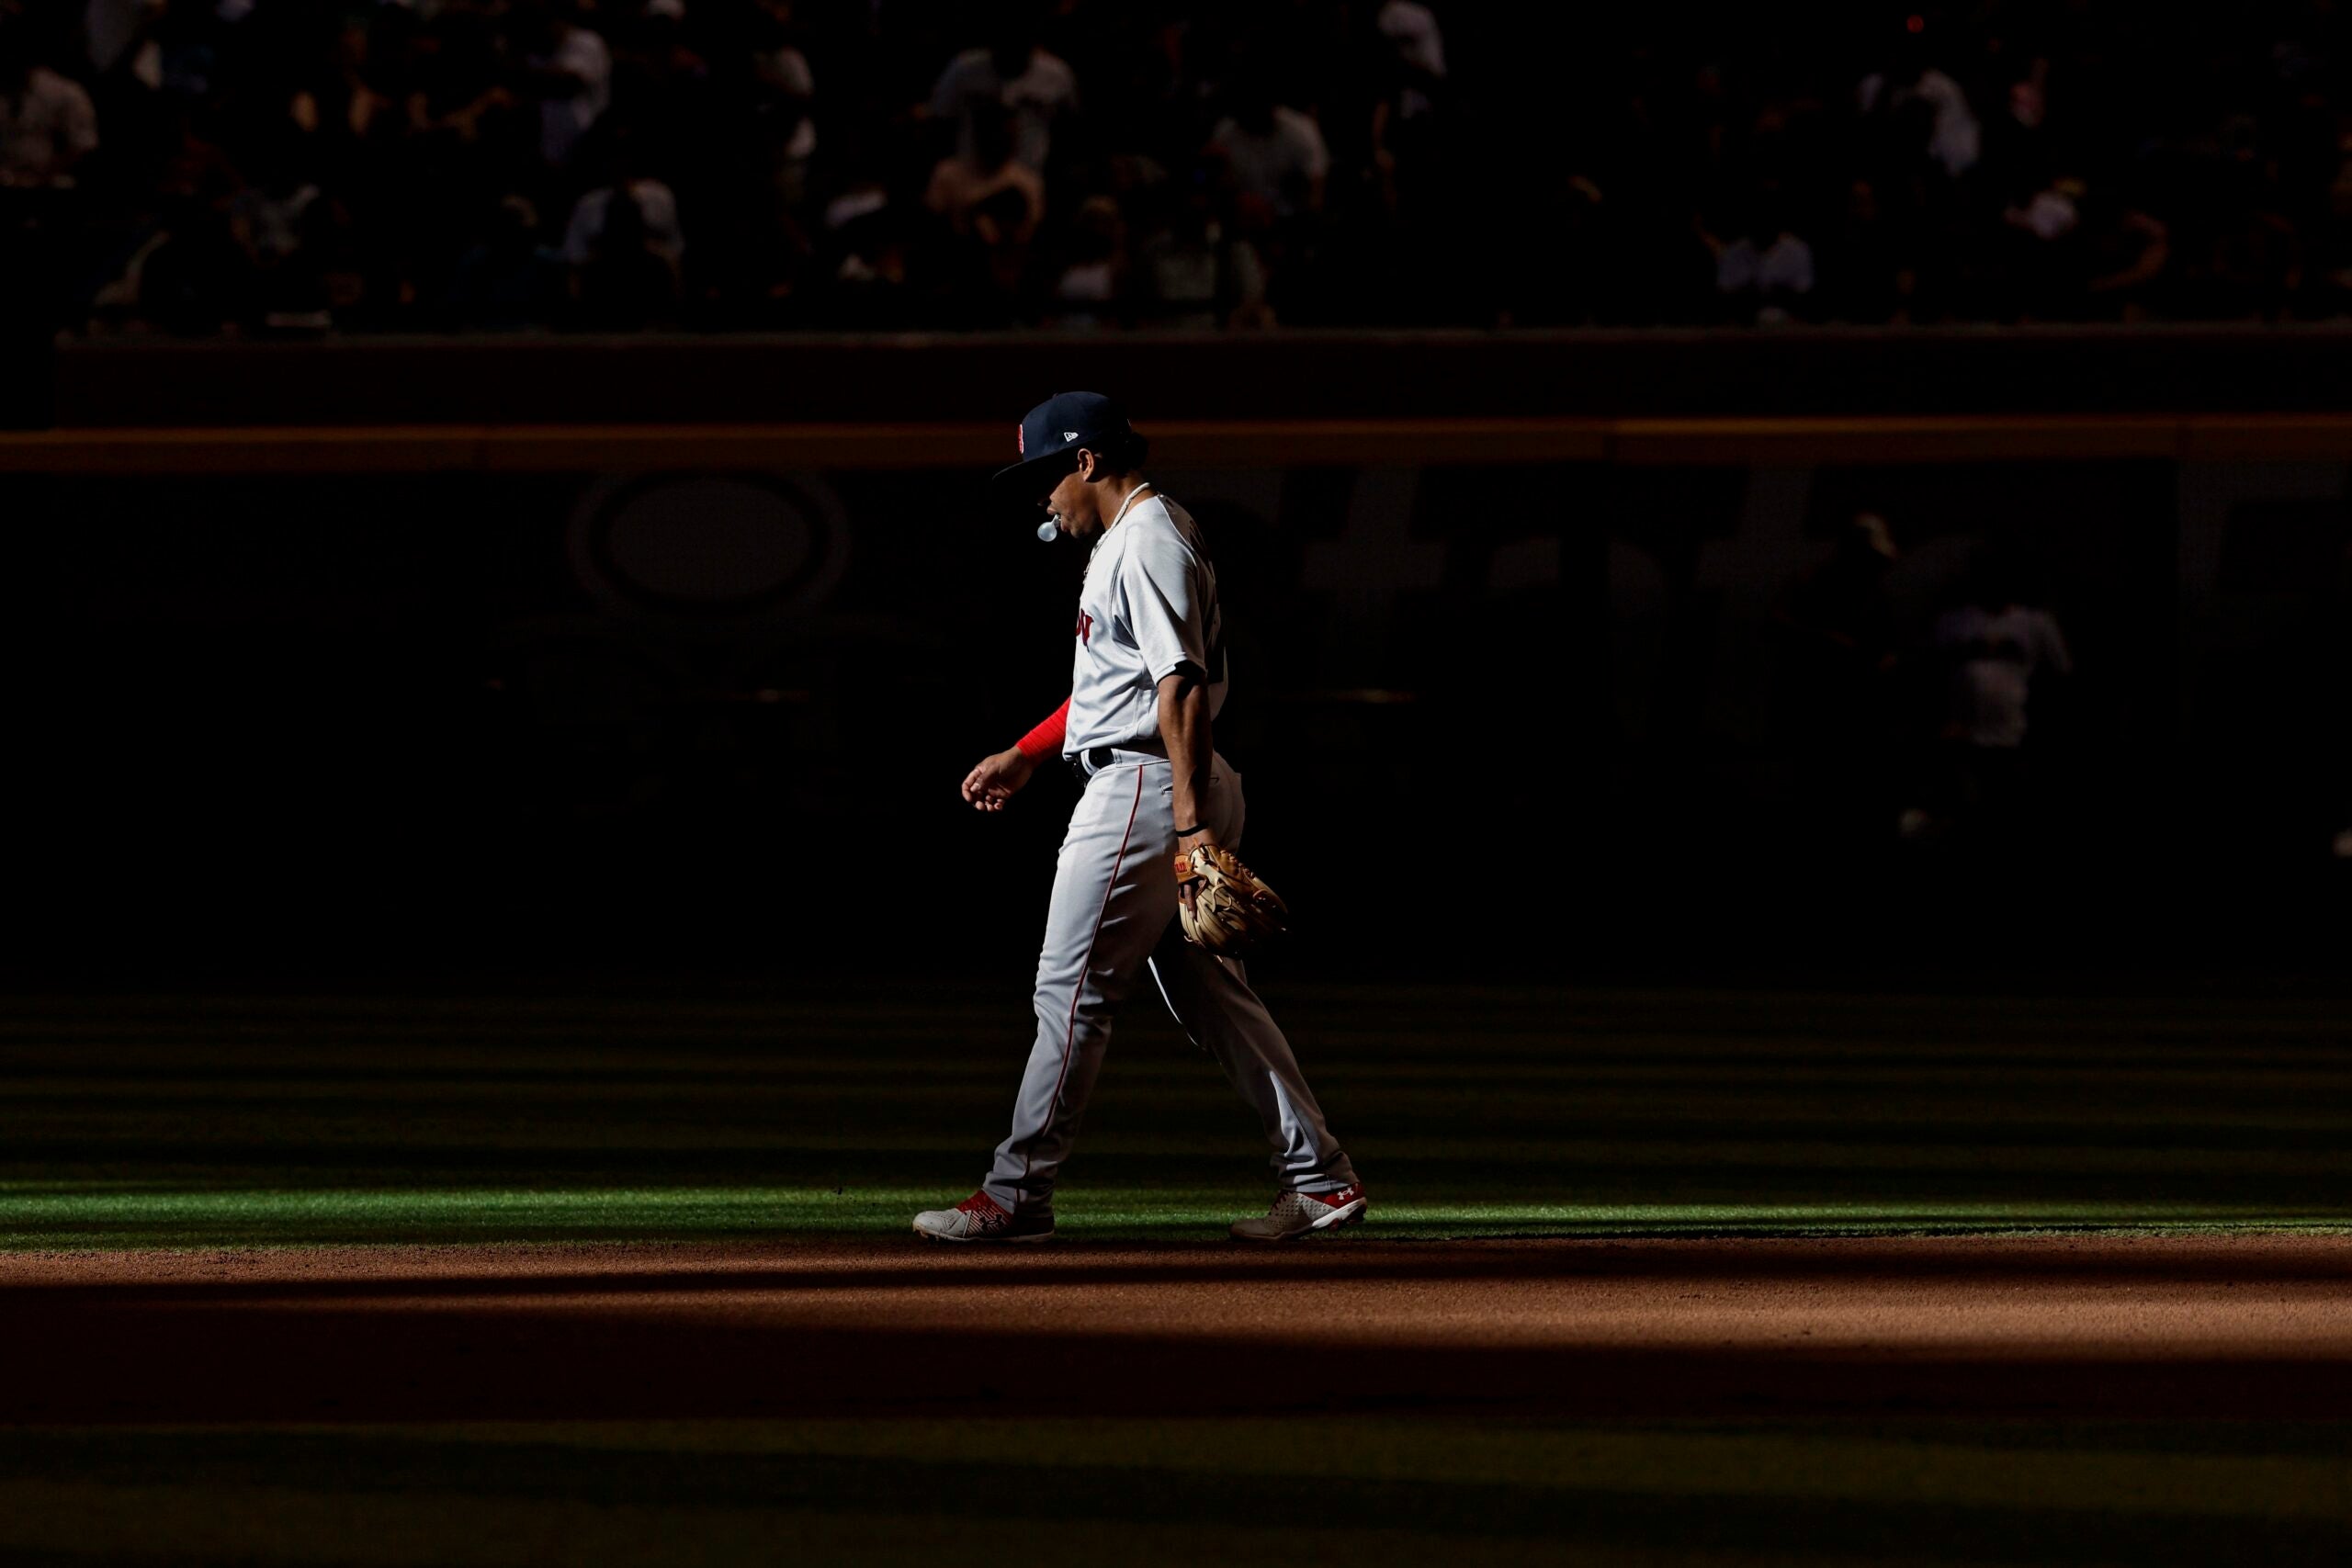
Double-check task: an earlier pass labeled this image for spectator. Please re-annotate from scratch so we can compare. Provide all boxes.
[28,7,2352,336]
[239,182,340,334]
[133,159,253,334]
[1135,166,1272,329]
[227,144,322,329]
[1043,193,1125,328]
[1977,60,2052,197]
[751,0,818,207]
[1933,559,2071,749]
[1376,1,1446,122]
[403,9,516,152]
[1776,512,1902,843]
[1781,513,1899,667]
[519,0,610,168]
[83,0,153,80]
[2000,175,2083,318]
[572,175,677,330]
[825,198,917,331]
[562,168,683,271]
[1820,178,1912,322]
[0,32,98,188]
[1209,75,1329,223]
[927,11,1077,174]
[1860,51,1982,180]
[444,194,559,332]
[2081,187,2171,320]
[1710,198,1815,323]
[1904,552,2072,842]
[924,106,1044,242]
[2007,177,2080,243]
[920,104,1042,332]
[1369,2,1446,228]
[279,22,399,179]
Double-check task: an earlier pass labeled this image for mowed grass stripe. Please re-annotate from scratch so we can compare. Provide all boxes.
[13,1080,2347,1131]
[5,987,2347,1040]
[6,1132,2347,1179]
[16,1018,2341,1046]
[3,1186,2345,1248]
[4,987,2348,1247]
[10,1046,2346,1085]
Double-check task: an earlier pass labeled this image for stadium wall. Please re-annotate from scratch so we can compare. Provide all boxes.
[39,326,2352,428]
[9,331,2348,976]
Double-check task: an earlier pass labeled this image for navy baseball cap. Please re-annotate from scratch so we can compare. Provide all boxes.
[990,391,1136,502]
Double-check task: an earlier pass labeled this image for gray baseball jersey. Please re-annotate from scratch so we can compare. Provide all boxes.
[1062,491,1227,754]
[984,485,1355,1215]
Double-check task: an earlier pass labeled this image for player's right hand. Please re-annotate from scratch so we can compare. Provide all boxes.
[961,747,1036,813]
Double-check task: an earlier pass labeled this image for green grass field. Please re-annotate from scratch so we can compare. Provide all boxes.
[3,982,2347,1566]
[5,983,2349,1247]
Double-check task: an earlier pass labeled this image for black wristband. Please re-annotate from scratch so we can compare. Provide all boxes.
[1175,823,1204,836]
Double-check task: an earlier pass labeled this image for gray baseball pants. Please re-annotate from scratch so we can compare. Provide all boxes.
[983,750,1357,1217]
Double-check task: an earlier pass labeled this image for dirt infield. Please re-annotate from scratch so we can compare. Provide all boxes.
[6,1233,2347,1425]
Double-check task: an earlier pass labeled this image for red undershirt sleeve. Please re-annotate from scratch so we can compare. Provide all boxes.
[1015,696,1071,761]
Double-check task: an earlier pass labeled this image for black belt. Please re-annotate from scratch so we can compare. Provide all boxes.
[1069,745,1167,782]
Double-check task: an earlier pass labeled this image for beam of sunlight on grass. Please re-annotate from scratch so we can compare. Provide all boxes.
[4,1184,2346,1250]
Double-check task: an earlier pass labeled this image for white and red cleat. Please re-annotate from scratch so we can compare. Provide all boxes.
[912,1189,1056,1244]
[1229,1181,1367,1242]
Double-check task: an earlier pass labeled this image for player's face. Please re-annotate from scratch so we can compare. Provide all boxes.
[1040,457,1100,536]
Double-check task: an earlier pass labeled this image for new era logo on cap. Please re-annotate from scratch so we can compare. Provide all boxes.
[994,392,1138,516]
[1006,394,1132,462]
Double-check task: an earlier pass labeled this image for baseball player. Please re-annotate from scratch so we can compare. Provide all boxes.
[913,391,1364,1243]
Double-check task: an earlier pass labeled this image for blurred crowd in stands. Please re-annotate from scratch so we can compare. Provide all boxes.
[1773,517,2073,852]
[10,2,2352,334]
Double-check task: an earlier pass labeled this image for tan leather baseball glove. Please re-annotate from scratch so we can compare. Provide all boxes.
[1173,844,1290,956]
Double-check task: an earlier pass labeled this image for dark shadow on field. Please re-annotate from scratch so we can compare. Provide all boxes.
[5,1304,2346,1425]
[6,1238,2351,1303]
[0,1427,2345,1568]
[15,1127,2352,1170]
